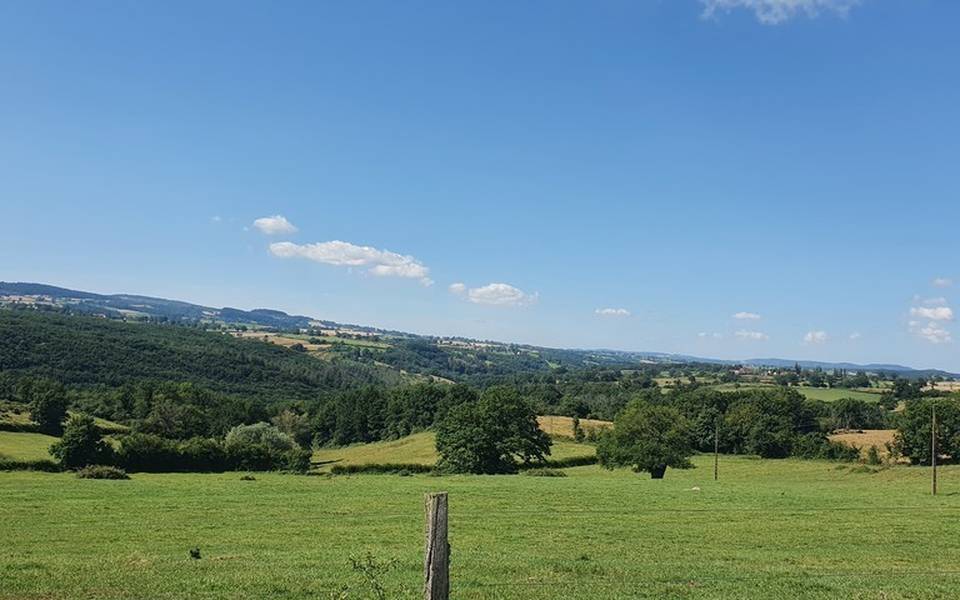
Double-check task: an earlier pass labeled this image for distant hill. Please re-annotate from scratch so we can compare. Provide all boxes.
[0,309,399,403]
[2,281,956,380]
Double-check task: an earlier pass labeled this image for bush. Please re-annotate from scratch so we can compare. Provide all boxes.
[115,433,181,472]
[523,468,567,477]
[50,413,112,469]
[865,445,882,466]
[791,433,860,462]
[283,447,313,473]
[0,459,61,472]
[225,422,297,453]
[76,465,130,479]
[330,463,435,475]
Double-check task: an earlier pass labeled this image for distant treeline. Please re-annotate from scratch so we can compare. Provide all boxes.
[0,309,399,403]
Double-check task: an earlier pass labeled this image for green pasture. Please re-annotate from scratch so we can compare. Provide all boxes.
[3,456,960,599]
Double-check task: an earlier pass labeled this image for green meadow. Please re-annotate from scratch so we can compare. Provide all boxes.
[3,455,959,599]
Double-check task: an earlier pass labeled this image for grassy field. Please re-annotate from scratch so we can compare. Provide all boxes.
[3,457,960,599]
[710,383,882,402]
[0,431,57,461]
[312,431,596,471]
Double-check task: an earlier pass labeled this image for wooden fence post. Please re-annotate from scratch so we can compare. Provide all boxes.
[424,492,449,600]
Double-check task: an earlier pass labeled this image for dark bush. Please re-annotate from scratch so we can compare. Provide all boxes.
[50,413,113,469]
[523,468,567,477]
[330,463,435,475]
[791,433,860,462]
[0,459,61,472]
[76,465,130,479]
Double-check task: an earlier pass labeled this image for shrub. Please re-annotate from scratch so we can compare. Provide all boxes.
[76,465,130,480]
[330,463,435,475]
[283,447,313,473]
[865,445,882,466]
[50,413,112,469]
[0,459,61,472]
[115,433,181,472]
[791,433,860,462]
[523,468,567,477]
[225,422,297,453]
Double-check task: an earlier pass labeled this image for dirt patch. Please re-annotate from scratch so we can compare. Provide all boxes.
[829,429,896,458]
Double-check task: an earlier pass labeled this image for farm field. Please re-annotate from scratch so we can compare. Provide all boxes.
[710,383,882,402]
[0,431,58,461]
[312,430,596,471]
[3,457,960,599]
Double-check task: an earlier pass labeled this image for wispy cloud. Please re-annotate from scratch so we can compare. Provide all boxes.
[803,330,828,344]
[701,0,860,25]
[735,329,769,341]
[595,308,631,317]
[698,332,723,339]
[733,311,762,320]
[270,240,433,286]
[253,215,298,235]
[849,332,862,341]
[450,282,537,307]
[910,320,952,344]
[933,277,953,288]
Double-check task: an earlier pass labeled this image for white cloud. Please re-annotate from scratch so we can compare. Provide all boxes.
[211,215,222,223]
[910,321,952,344]
[933,277,953,288]
[698,332,723,339]
[451,282,538,307]
[595,308,631,317]
[701,0,860,25]
[253,215,298,235]
[910,306,954,322]
[923,297,948,306]
[735,330,769,341]
[733,311,762,320]
[849,332,862,341]
[269,240,433,286]
[803,330,828,344]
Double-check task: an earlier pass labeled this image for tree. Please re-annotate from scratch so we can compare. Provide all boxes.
[597,401,694,479]
[50,413,110,469]
[895,398,960,464]
[271,409,313,447]
[435,387,551,474]
[22,378,69,435]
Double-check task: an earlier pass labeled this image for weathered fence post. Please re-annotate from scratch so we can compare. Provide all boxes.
[713,419,719,481]
[424,492,449,600]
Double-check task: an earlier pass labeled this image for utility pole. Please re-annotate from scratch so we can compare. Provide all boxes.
[714,419,719,481]
[932,403,938,496]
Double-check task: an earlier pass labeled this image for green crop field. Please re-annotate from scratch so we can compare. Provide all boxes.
[3,456,960,599]
[0,431,57,461]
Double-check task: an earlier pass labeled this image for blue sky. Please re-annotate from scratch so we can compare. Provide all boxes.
[2,1,959,370]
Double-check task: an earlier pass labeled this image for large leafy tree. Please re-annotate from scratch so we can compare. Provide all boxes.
[50,413,111,469]
[22,377,69,435]
[435,387,551,474]
[895,398,960,465]
[597,401,694,479]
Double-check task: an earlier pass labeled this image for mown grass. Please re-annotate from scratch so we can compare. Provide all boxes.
[312,431,596,471]
[3,457,960,599]
[0,431,56,461]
